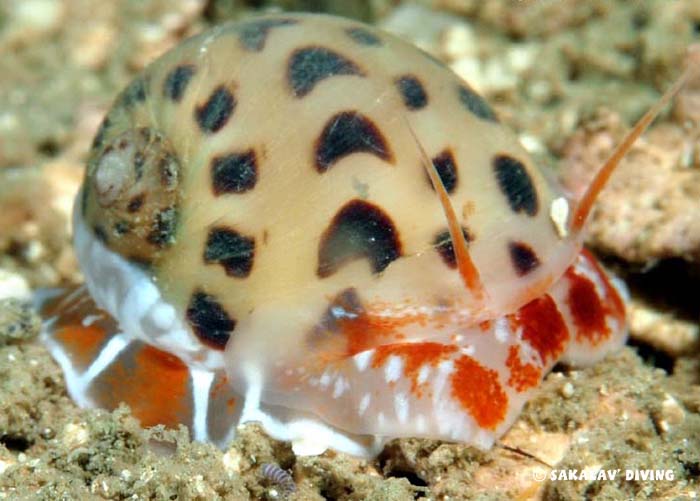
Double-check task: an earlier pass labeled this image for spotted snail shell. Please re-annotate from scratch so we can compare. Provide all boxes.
[41,13,628,457]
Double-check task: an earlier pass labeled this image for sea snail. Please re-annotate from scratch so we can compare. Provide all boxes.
[38,13,693,457]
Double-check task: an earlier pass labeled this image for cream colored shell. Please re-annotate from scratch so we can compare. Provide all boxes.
[81,13,578,372]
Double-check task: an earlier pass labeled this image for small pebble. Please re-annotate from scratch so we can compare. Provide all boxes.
[222,449,242,474]
[0,298,41,345]
[40,427,56,440]
[62,423,90,449]
[560,382,575,399]
[656,393,685,433]
[0,270,31,301]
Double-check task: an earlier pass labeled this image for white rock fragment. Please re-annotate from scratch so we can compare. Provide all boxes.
[560,382,575,399]
[442,24,476,60]
[657,393,685,433]
[0,457,15,475]
[12,0,64,33]
[0,270,31,301]
[62,422,90,449]
[222,449,243,474]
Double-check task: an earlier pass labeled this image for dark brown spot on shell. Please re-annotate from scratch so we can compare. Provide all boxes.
[204,227,255,278]
[159,154,179,190]
[493,154,539,217]
[309,287,364,344]
[457,84,498,122]
[211,150,257,195]
[345,27,382,46]
[288,46,364,98]
[164,64,195,102]
[134,151,145,180]
[114,220,131,236]
[317,199,401,278]
[509,241,540,276]
[146,207,178,248]
[196,86,236,134]
[120,77,147,108]
[237,18,297,51]
[428,149,458,194]
[92,116,111,149]
[316,111,393,172]
[395,75,427,110]
[80,185,89,216]
[186,290,235,350]
[127,194,145,213]
[126,255,153,269]
[93,225,108,244]
[434,227,473,269]
[139,128,152,142]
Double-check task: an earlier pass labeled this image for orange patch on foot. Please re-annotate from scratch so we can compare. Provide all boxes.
[370,342,457,395]
[340,306,427,356]
[211,373,230,398]
[95,345,191,429]
[582,249,626,321]
[505,345,541,392]
[565,253,625,347]
[566,270,607,344]
[510,294,569,366]
[450,354,507,430]
[54,325,110,369]
[478,320,492,332]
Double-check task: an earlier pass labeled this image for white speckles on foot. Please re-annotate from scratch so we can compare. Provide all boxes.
[81,314,102,327]
[518,340,540,366]
[358,393,371,416]
[82,334,130,383]
[353,350,373,372]
[449,415,467,439]
[332,375,348,398]
[437,414,451,435]
[431,360,453,403]
[384,355,403,383]
[417,364,430,385]
[415,414,427,433]
[235,381,385,458]
[319,370,332,388]
[190,367,215,442]
[394,392,409,424]
[494,317,511,344]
